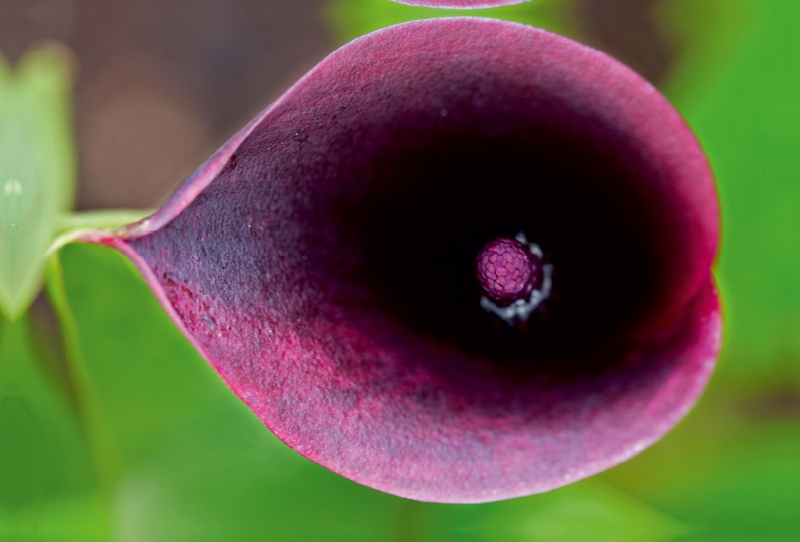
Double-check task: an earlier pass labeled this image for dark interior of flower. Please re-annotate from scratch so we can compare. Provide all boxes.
[201,86,694,388]
[339,131,670,379]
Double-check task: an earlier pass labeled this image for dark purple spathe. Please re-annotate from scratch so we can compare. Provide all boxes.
[81,18,722,503]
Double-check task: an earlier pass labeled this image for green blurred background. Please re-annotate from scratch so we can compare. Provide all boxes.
[1,0,799,540]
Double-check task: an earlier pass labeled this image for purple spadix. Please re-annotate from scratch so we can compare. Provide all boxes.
[477,237,542,306]
[81,18,722,503]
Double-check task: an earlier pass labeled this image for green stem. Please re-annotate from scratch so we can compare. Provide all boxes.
[59,209,156,231]
[47,209,157,258]
[44,252,123,496]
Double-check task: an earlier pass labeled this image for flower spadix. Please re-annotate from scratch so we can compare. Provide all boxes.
[80,18,721,503]
[0,48,76,320]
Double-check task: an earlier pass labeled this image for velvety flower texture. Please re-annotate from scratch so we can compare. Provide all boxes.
[393,0,530,8]
[82,18,721,503]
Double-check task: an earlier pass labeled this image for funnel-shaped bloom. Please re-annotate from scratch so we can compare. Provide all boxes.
[392,1,530,8]
[80,18,721,503]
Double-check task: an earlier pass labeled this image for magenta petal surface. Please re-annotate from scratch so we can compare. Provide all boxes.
[392,0,530,8]
[87,19,721,503]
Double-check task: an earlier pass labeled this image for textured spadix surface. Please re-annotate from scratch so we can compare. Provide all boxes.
[392,0,530,8]
[0,49,76,319]
[82,18,721,503]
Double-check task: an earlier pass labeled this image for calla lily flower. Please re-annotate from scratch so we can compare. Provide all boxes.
[0,48,76,320]
[392,0,530,8]
[77,18,721,503]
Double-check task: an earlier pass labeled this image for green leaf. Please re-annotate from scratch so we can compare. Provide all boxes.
[658,0,751,110]
[0,46,77,320]
[664,0,800,379]
[601,382,800,541]
[45,253,124,495]
[0,315,104,537]
[407,481,687,542]
[0,494,108,542]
